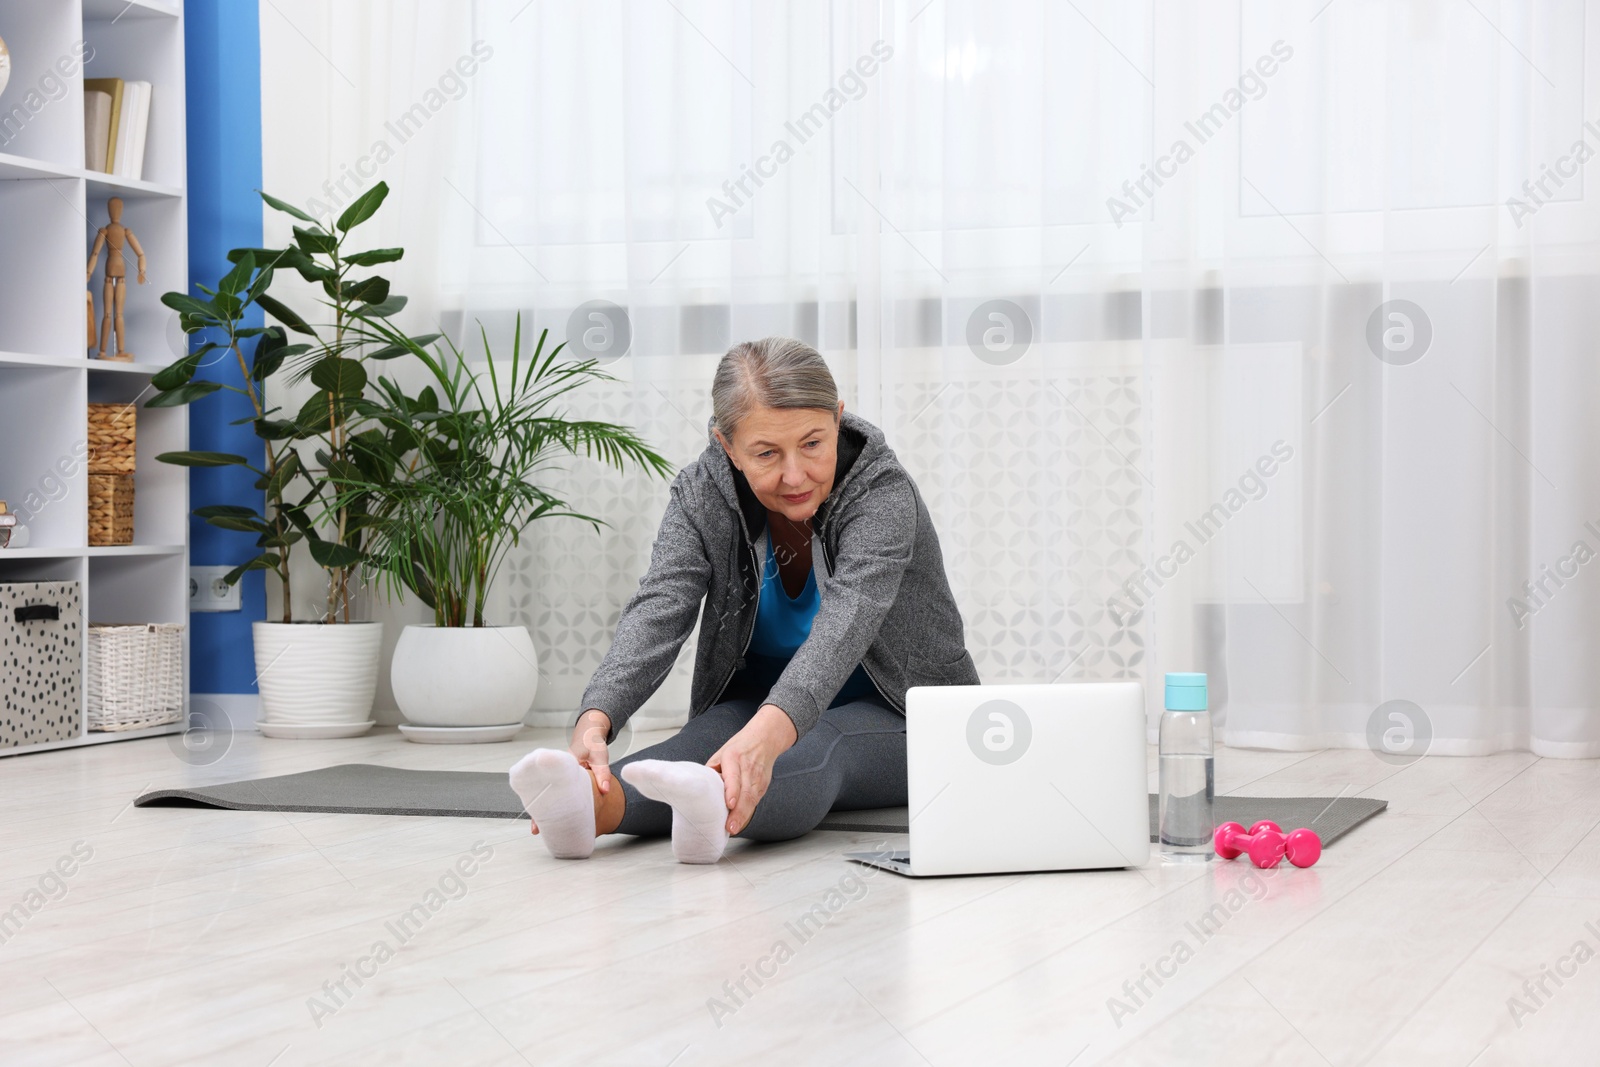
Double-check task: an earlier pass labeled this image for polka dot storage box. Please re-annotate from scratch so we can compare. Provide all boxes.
[0,581,82,749]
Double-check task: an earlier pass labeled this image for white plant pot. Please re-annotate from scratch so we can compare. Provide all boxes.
[391,624,538,728]
[252,621,383,725]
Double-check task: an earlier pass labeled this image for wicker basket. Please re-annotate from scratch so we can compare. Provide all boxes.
[87,404,137,474]
[88,473,134,545]
[87,623,184,731]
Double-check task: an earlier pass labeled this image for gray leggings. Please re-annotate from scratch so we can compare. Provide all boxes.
[608,697,907,843]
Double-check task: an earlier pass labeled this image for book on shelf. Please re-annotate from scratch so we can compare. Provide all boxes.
[119,82,151,180]
[84,78,122,172]
[82,78,151,180]
[85,90,111,173]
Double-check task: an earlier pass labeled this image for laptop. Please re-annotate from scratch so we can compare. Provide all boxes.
[846,682,1150,877]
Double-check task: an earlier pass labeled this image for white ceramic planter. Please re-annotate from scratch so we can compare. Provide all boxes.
[390,624,539,727]
[252,621,383,725]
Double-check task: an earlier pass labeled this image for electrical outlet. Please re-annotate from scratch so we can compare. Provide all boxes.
[190,566,241,612]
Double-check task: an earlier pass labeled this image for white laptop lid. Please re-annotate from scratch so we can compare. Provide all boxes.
[906,682,1149,876]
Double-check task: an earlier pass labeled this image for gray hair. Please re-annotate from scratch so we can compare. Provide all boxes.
[711,337,839,439]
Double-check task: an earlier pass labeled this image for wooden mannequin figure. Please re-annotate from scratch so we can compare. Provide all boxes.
[86,197,146,361]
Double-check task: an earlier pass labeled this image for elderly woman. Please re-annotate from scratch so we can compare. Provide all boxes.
[510,337,977,863]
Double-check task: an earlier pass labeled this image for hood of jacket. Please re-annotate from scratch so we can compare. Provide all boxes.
[701,409,883,543]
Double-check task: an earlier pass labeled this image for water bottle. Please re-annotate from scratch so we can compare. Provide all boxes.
[1158,672,1214,860]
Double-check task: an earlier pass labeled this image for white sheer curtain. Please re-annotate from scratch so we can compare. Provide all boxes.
[262,0,1600,756]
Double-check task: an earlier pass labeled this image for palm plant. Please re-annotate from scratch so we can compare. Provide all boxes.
[333,316,672,627]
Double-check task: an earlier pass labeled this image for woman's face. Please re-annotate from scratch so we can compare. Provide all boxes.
[715,402,845,524]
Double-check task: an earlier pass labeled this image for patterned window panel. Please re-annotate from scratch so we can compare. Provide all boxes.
[890,376,1146,684]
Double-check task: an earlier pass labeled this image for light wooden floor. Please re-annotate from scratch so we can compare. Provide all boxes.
[2,724,1598,1067]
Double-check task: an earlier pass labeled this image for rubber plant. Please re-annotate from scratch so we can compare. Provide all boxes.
[148,181,437,622]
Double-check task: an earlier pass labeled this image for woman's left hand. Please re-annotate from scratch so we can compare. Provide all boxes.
[707,704,798,835]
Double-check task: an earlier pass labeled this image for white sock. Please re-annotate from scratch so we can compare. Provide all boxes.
[620,760,730,864]
[509,749,595,859]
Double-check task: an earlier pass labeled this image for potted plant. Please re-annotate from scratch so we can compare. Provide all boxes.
[330,316,671,737]
[150,182,438,731]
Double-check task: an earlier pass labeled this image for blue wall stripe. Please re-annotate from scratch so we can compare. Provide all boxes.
[185,0,263,693]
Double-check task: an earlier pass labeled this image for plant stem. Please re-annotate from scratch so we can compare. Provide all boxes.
[331,241,352,624]
[230,335,293,623]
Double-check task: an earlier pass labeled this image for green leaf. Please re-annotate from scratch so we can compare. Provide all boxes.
[253,330,309,382]
[343,247,403,267]
[156,450,250,467]
[145,381,224,408]
[264,450,303,500]
[150,353,202,391]
[160,292,218,321]
[282,499,317,537]
[341,276,390,305]
[245,265,275,304]
[253,418,299,441]
[293,259,338,283]
[323,455,367,487]
[251,328,285,380]
[219,251,255,297]
[309,357,368,396]
[256,295,316,336]
[259,190,318,223]
[366,333,441,360]
[195,504,261,520]
[349,430,396,485]
[308,539,364,569]
[293,226,338,256]
[294,392,333,435]
[359,295,408,318]
[407,558,438,611]
[351,426,390,451]
[205,515,273,534]
[224,555,279,585]
[238,246,333,281]
[336,182,389,232]
[212,292,243,321]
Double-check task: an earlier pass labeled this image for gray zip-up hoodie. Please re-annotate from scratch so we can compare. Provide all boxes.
[578,410,979,742]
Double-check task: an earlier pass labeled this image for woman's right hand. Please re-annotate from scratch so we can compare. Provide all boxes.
[570,709,615,795]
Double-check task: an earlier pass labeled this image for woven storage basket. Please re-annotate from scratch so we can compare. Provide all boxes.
[87,404,136,474]
[88,623,184,731]
[88,473,134,545]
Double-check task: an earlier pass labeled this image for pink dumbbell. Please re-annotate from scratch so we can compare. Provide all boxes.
[1213,820,1322,869]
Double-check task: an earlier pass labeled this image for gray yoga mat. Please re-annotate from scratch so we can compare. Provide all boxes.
[818,794,1387,845]
[135,763,1386,845]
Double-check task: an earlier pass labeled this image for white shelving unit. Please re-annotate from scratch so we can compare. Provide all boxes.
[0,0,187,756]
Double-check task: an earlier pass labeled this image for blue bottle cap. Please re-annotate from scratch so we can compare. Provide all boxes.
[1164,672,1207,711]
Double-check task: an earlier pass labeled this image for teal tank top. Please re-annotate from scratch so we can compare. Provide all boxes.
[734,535,878,708]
